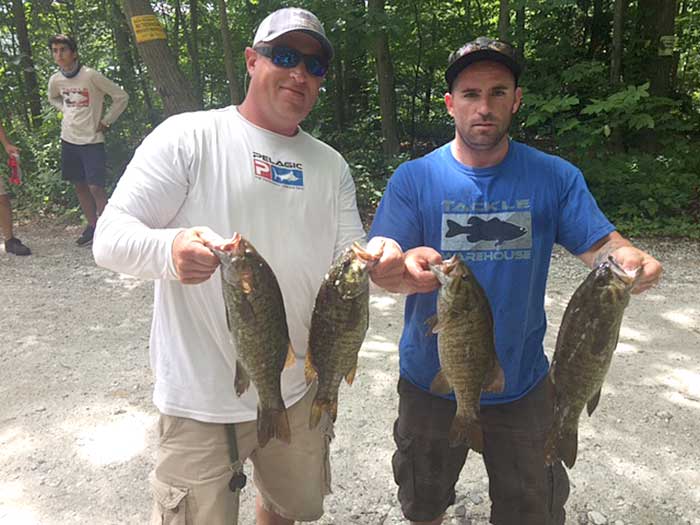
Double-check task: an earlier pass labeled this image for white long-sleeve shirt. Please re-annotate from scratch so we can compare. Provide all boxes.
[48,66,128,145]
[93,106,365,423]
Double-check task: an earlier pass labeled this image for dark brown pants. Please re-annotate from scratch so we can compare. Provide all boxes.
[392,375,569,524]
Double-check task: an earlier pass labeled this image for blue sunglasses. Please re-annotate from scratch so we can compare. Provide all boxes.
[254,45,329,77]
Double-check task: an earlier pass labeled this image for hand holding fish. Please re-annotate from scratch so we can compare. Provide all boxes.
[367,236,406,292]
[404,247,442,294]
[367,237,443,295]
[608,245,663,294]
[579,232,663,295]
[172,226,224,284]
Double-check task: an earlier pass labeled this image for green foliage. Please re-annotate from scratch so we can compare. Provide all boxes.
[573,146,700,239]
[0,0,699,238]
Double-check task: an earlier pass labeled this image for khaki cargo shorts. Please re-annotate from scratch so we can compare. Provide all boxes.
[149,384,334,524]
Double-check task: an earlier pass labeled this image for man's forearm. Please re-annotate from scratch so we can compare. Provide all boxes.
[0,126,9,148]
[579,232,632,268]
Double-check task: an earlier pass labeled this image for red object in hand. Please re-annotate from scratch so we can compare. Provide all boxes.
[8,155,21,185]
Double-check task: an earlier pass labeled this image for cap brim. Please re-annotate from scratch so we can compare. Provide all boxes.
[256,29,334,61]
[445,49,521,89]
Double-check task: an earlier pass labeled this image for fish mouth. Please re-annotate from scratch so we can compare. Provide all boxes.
[440,255,462,275]
[207,232,243,261]
[352,240,383,270]
[429,255,464,283]
[607,256,642,286]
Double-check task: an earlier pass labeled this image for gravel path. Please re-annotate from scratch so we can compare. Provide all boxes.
[1,221,699,524]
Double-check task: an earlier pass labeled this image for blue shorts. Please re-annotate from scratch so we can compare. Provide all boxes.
[61,140,106,187]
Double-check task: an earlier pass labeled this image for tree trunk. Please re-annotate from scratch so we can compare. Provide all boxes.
[121,0,200,117]
[332,43,346,131]
[638,0,678,97]
[188,0,202,105]
[11,0,42,127]
[368,0,400,157]
[422,13,438,123]
[217,0,242,105]
[498,0,510,41]
[515,2,526,63]
[610,0,627,85]
[344,0,369,119]
[409,0,423,154]
[110,0,138,95]
[173,0,182,61]
[588,0,606,57]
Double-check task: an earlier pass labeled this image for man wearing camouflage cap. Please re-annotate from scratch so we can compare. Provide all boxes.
[368,37,662,525]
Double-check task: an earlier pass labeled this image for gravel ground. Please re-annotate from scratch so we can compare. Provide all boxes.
[1,221,699,525]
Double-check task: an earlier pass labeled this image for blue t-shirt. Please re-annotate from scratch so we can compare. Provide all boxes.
[369,140,615,405]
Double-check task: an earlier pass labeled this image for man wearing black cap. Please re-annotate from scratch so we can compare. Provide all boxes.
[93,7,367,525]
[367,37,662,524]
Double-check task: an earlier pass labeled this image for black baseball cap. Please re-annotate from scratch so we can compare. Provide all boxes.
[445,37,522,91]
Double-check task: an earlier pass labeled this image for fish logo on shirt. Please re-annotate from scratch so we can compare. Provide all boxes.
[252,152,304,189]
[446,217,528,246]
[274,170,300,182]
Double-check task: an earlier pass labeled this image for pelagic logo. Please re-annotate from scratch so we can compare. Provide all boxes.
[252,152,304,188]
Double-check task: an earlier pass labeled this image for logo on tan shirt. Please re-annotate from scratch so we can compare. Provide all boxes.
[62,88,90,108]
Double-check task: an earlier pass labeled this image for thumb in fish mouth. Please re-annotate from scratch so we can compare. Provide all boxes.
[429,255,461,285]
[202,232,243,256]
[353,240,384,268]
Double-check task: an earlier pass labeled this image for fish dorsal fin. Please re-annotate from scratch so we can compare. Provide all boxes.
[224,304,232,333]
[284,344,296,369]
[482,360,505,393]
[430,369,452,396]
[345,365,357,385]
[587,388,602,416]
[234,360,250,396]
[425,314,441,335]
[304,352,317,385]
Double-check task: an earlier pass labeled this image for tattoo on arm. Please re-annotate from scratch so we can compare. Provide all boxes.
[592,238,629,267]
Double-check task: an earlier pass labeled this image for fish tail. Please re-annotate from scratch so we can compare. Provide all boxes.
[556,427,578,468]
[448,413,483,452]
[309,397,338,429]
[257,405,291,448]
[446,219,468,238]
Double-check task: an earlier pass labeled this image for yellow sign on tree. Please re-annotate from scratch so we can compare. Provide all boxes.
[131,15,167,44]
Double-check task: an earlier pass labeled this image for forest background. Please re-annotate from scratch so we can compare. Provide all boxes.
[1,0,699,238]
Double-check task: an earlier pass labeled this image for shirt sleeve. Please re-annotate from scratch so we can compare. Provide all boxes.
[92,116,192,280]
[91,70,129,125]
[333,162,366,260]
[47,75,64,112]
[368,163,423,251]
[555,167,615,255]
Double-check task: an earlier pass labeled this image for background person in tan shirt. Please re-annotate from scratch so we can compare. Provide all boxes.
[48,34,128,246]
